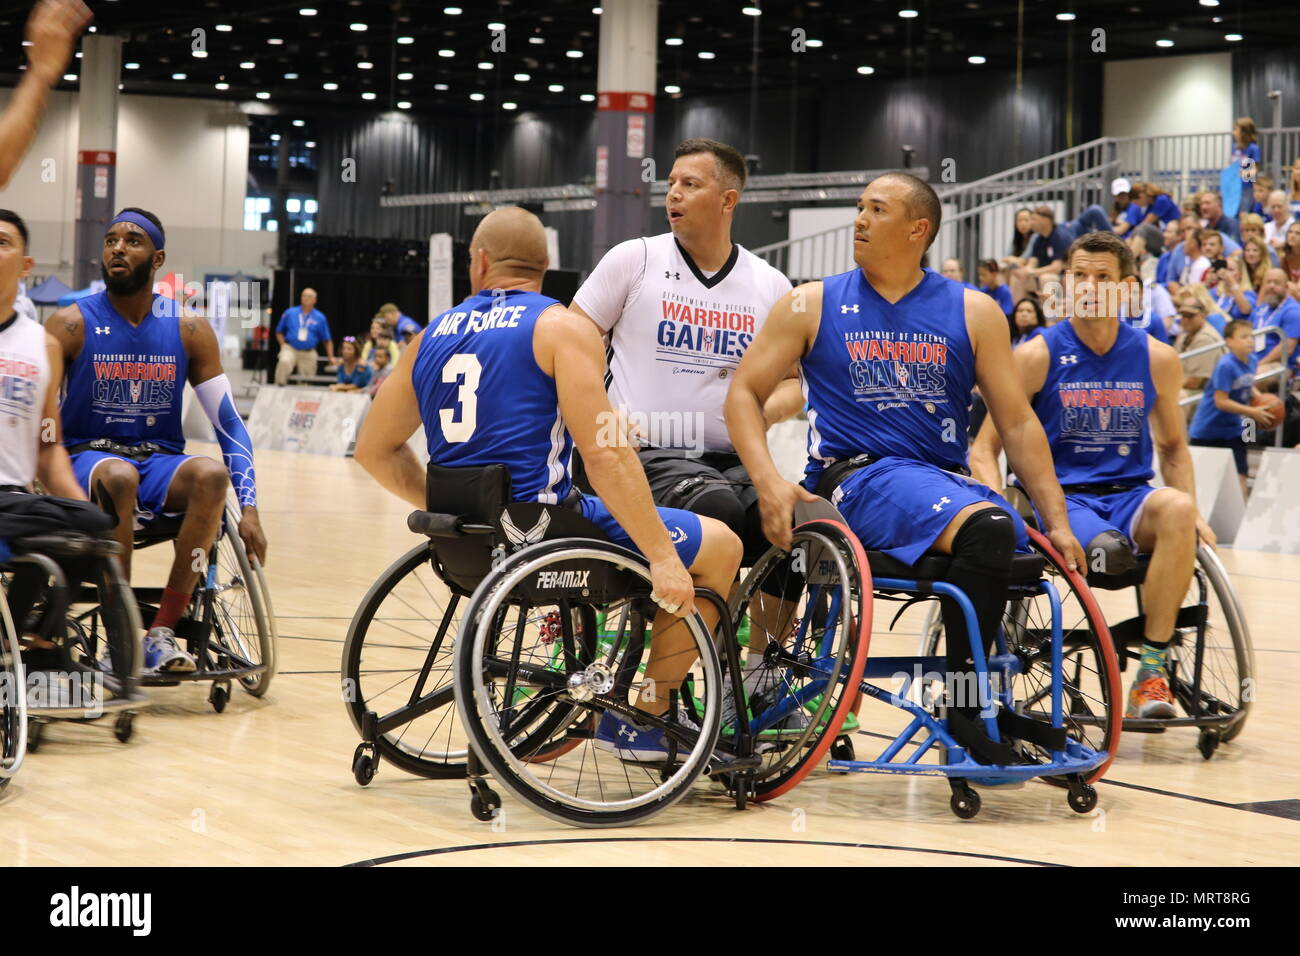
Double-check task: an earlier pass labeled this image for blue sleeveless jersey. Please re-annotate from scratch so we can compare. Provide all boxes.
[802,269,975,482]
[62,292,188,452]
[1032,320,1155,486]
[412,289,573,504]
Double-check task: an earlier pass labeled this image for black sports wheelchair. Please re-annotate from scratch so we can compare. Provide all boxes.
[920,485,1254,760]
[343,463,871,827]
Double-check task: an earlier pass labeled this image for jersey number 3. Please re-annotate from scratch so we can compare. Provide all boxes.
[439,353,481,442]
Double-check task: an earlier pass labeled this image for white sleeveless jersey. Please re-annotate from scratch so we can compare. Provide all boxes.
[574,233,792,452]
[0,315,51,488]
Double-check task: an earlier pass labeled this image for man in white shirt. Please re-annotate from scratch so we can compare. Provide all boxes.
[1264,189,1295,252]
[570,138,802,565]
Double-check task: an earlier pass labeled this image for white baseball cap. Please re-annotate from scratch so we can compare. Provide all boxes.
[1111,177,1132,196]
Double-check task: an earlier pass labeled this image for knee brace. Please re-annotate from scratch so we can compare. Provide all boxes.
[1085,529,1137,576]
[949,507,1017,575]
[681,486,746,539]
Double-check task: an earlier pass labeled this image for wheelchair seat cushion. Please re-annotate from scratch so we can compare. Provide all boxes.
[0,492,115,559]
[868,549,1045,586]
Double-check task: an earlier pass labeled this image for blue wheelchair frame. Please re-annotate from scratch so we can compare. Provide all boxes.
[826,573,1109,815]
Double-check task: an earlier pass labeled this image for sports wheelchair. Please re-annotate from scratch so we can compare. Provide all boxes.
[828,499,1122,819]
[921,486,1254,760]
[343,464,870,827]
[90,491,277,717]
[1,569,29,790]
[1,529,144,750]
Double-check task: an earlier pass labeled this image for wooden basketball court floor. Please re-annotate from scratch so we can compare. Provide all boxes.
[2,443,1298,867]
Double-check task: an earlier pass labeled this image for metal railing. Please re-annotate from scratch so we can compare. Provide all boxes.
[751,128,1300,283]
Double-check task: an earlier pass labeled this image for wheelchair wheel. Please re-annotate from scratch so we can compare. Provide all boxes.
[202,505,276,697]
[0,591,27,788]
[341,543,471,779]
[923,527,1122,785]
[1172,545,1254,744]
[454,539,723,828]
[729,519,871,802]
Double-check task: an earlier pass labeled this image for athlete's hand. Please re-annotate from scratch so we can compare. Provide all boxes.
[238,506,268,566]
[647,555,694,619]
[1047,526,1086,574]
[25,0,92,85]
[757,479,820,552]
[1195,516,1217,549]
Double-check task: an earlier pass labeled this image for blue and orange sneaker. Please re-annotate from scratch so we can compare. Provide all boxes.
[1126,670,1177,718]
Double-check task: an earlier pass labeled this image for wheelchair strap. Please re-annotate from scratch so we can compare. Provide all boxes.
[66,438,167,461]
[996,708,1069,753]
[1106,604,1209,650]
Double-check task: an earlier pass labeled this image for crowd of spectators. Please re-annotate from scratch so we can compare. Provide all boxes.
[272,295,420,400]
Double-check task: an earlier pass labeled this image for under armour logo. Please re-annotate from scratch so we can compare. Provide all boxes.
[932,496,951,513]
[665,271,680,280]
[618,726,638,743]
[1060,354,1078,365]
[840,304,860,314]
[95,326,111,335]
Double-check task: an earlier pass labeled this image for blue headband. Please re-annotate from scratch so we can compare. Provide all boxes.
[107,212,164,250]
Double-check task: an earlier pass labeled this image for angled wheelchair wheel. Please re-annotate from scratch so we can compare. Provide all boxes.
[197,505,276,697]
[0,590,28,788]
[454,539,723,828]
[730,518,872,803]
[342,543,472,779]
[922,527,1122,785]
[1172,545,1254,744]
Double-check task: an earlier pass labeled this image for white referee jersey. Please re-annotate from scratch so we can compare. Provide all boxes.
[574,232,792,453]
[0,314,51,488]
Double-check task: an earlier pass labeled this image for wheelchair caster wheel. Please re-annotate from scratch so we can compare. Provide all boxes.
[1068,783,1098,814]
[26,720,44,753]
[950,785,981,819]
[1197,729,1220,761]
[352,746,376,786]
[830,735,855,761]
[470,790,501,822]
[209,682,230,714]
[114,713,134,743]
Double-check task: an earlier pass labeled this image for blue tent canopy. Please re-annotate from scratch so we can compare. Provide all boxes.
[26,275,73,305]
[56,282,105,308]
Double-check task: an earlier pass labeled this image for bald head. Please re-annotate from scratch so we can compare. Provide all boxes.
[469,207,549,285]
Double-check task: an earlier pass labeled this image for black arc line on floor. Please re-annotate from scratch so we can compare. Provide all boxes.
[346,836,1064,867]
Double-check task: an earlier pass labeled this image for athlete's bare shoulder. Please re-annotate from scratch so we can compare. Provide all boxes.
[44,302,85,358]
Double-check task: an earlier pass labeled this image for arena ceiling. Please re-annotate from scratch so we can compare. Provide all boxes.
[0,1,1294,114]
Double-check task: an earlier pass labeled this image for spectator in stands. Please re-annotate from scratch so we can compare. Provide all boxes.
[1229,118,1262,216]
[378,302,420,345]
[1250,267,1300,380]
[1264,189,1296,252]
[1189,319,1270,498]
[1290,158,1300,217]
[1133,271,1174,343]
[361,318,399,366]
[1117,182,1180,236]
[1238,235,1272,292]
[1199,191,1239,243]
[1128,223,1165,283]
[1174,294,1226,420]
[1249,174,1274,217]
[1001,208,1036,299]
[1018,206,1076,281]
[1009,296,1047,345]
[1238,213,1280,266]
[977,258,1014,316]
[365,341,392,399]
[1181,228,1214,286]
[274,287,334,386]
[328,336,371,392]
[1155,218,1182,286]
[1282,221,1300,285]
[1110,177,1135,229]
[1211,257,1256,323]
[939,257,978,291]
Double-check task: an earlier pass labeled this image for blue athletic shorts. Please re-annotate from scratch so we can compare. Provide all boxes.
[70,450,197,527]
[827,457,1028,566]
[1057,485,1157,552]
[578,495,703,568]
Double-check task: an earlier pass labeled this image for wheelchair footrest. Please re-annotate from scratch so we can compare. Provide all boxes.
[708,753,763,774]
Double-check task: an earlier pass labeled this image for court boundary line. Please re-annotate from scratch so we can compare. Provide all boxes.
[345,836,1064,867]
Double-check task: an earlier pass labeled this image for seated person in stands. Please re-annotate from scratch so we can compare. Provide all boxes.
[329,336,371,392]
[45,208,267,673]
[1189,319,1273,499]
[361,318,399,366]
[1173,293,1225,419]
[378,302,420,346]
[977,258,1014,317]
[1010,296,1047,346]
[970,231,1213,720]
[365,341,392,398]
[1209,257,1256,324]
[1238,214,1281,267]
[1249,267,1300,388]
